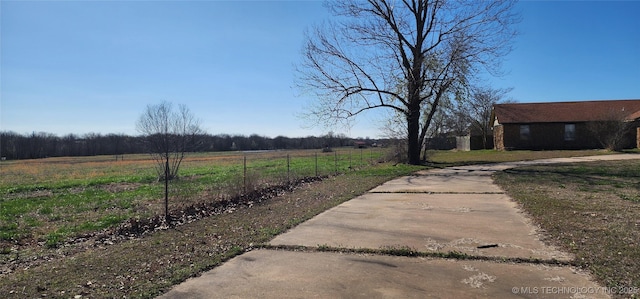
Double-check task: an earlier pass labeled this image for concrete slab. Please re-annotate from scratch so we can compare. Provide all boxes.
[159,250,608,299]
[482,154,640,169]
[270,193,571,260]
[571,154,640,161]
[370,173,504,193]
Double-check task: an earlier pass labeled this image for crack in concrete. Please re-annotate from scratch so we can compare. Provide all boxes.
[255,244,577,267]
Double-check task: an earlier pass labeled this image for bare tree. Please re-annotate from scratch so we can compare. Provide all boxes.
[587,108,634,151]
[467,86,513,149]
[381,79,468,161]
[136,101,203,223]
[297,0,518,164]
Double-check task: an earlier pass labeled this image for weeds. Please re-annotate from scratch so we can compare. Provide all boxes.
[45,232,63,248]
[317,244,330,251]
[380,245,419,257]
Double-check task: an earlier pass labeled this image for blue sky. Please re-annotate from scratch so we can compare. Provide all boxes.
[1,1,639,138]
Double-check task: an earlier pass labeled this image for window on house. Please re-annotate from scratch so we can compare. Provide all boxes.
[520,125,530,141]
[564,124,576,141]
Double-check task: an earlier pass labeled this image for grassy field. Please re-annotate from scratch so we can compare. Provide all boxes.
[494,159,640,297]
[0,148,386,248]
[0,148,422,298]
[0,148,633,298]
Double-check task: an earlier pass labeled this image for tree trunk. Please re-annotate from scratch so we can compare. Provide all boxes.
[419,87,447,162]
[482,129,488,150]
[406,105,422,165]
[164,156,169,223]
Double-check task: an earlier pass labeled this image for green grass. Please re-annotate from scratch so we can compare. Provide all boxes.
[494,159,640,295]
[0,148,387,246]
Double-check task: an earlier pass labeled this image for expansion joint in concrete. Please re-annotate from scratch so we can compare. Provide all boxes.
[255,244,577,268]
[368,191,506,195]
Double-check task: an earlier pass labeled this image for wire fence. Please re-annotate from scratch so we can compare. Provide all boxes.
[189,147,391,201]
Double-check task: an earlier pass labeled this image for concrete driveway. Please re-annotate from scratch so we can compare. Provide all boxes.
[159,154,639,299]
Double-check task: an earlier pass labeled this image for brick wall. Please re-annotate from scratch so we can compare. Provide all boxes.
[499,122,638,150]
[493,125,504,150]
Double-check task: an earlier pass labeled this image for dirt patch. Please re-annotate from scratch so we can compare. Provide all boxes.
[3,189,54,200]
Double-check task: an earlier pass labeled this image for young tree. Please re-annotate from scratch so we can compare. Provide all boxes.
[136,101,203,223]
[587,108,634,151]
[467,86,513,149]
[297,0,518,164]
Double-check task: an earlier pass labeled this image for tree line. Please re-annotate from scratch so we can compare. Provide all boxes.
[0,131,382,160]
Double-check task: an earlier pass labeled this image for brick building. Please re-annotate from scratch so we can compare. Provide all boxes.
[492,99,640,150]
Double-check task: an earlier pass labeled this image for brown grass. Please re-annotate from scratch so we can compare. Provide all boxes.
[494,160,640,298]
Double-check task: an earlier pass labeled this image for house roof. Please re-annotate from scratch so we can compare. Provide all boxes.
[493,99,640,124]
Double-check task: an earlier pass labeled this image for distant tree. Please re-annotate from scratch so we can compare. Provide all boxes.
[136,101,203,223]
[1,130,391,160]
[83,133,103,156]
[297,0,518,164]
[587,108,633,151]
[273,136,290,149]
[0,131,20,159]
[467,86,513,149]
[60,134,79,157]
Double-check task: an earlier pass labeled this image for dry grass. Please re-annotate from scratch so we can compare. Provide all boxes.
[494,160,640,298]
[0,155,156,191]
[426,149,614,166]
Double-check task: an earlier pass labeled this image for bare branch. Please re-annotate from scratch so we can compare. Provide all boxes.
[136,101,203,180]
[296,0,519,164]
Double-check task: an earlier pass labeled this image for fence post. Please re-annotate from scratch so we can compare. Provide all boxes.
[243,156,247,194]
[164,157,169,223]
[287,154,290,182]
[334,151,338,175]
[315,152,318,177]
